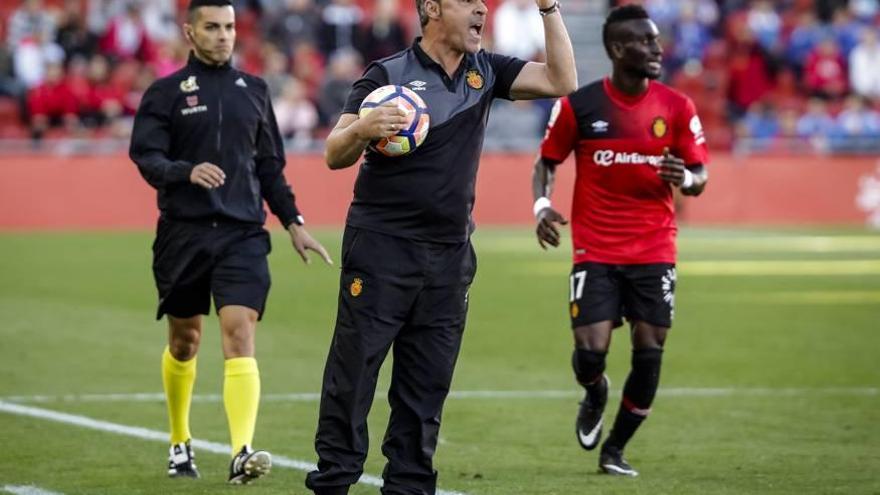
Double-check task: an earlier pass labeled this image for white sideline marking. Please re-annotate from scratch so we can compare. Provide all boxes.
[1,387,876,404]
[2,486,64,495]
[0,401,467,495]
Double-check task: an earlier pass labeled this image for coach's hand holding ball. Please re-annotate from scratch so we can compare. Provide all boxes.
[357,101,409,141]
[357,85,430,157]
[190,162,226,189]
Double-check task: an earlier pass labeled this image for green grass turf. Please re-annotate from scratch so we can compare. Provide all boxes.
[0,227,878,494]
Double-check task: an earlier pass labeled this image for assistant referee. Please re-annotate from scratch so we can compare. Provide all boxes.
[129,0,331,485]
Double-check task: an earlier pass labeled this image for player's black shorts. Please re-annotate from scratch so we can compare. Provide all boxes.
[568,262,676,329]
[152,217,271,320]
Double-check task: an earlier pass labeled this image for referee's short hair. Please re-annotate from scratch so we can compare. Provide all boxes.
[187,0,233,23]
[188,0,233,10]
[602,4,651,57]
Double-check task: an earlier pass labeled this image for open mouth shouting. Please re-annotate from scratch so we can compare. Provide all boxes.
[469,22,484,40]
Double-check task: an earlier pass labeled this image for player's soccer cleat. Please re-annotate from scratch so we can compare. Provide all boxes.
[598,444,638,477]
[576,373,609,450]
[167,440,200,478]
[228,445,272,484]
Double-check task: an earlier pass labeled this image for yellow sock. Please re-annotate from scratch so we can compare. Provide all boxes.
[161,346,197,444]
[224,357,260,456]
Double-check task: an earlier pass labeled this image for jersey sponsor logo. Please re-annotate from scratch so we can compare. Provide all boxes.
[350,277,363,297]
[593,150,663,167]
[180,76,199,93]
[465,69,484,90]
[591,120,609,133]
[181,105,207,116]
[235,77,247,88]
[651,117,667,138]
[408,80,427,91]
[690,115,706,145]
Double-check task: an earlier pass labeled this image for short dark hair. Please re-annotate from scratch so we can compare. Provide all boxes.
[602,4,650,55]
[187,0,232,23]
[188,0,232,10]
[415,0,429,27]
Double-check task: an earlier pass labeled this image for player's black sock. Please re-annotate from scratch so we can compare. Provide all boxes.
[572,348,607,402]
[605,348,663,450]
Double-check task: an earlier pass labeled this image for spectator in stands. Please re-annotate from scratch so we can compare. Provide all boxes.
[99,2,156,62]
[264,0,319,58]
[316,47,361,126]
[56,0,99,63]
[726,22,774,119]
[290,39,325,100]
[671,1,712,70]
[830,7,862,58]
[7,0,56,48]
[26,62,79,140]
[316,0,363,56]
[796,97,836,138]
[151,39,188,78]
[850,27,880,100]
[139,0,179,43]
[740,101,780,139]
[0,45,27,109]
[746,0,782,54]
[13,31,66,89]
[643,0,679,35]
[804,37,848,99]
[493,0,545,60]
[735,100,778,151]
[355,0,408,62]
[83,54,125,127]
[274,77,318,149]
[786,11,826,74]
[835,95,880,137]
[850,0,879,22]
[262,44,291,98]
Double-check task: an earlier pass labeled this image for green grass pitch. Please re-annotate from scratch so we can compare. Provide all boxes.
[0,227,878,494]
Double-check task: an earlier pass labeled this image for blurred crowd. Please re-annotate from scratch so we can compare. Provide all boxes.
[631,0,880,153]
[0,0,423,147]
[1,0,879,154]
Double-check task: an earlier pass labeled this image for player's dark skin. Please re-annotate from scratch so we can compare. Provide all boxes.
[532,17,709,353]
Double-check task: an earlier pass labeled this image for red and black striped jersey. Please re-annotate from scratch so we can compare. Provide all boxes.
[540,78,709,264]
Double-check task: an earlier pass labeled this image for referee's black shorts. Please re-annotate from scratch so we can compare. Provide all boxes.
[568,262,677,329]
[151,217,271,320]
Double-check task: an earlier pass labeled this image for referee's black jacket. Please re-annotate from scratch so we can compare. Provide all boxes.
[130,52,302,228]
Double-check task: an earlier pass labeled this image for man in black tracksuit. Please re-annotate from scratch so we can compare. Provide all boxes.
[305,0,577,493]
[129,0,330,485]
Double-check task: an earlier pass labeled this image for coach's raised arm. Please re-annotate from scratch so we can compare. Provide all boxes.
[508,0,578,100]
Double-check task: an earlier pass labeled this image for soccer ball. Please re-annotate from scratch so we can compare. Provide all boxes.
[358,85,430,157]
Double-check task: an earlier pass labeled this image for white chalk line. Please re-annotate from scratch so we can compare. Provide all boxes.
[2,486,64,495]
[1,387,877,404]
[0,401,467,495]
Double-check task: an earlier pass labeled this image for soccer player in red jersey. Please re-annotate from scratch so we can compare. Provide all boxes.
[532,4,708,477]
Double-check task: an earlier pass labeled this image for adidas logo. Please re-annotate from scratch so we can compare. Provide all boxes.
[235,77,247,88]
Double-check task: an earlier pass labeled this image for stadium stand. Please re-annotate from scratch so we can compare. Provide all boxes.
[0,0,878,153]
